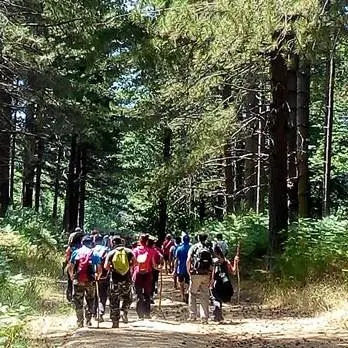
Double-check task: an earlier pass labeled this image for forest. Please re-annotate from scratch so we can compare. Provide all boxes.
[0,0,348,346]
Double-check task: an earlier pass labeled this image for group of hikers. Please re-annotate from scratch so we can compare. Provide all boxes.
[64,227,239,328]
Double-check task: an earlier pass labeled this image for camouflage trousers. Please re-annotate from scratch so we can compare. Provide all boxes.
[73,282,95,325]
[109,280,132,323]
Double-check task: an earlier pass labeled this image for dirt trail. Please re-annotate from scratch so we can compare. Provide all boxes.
[29,276,348,347]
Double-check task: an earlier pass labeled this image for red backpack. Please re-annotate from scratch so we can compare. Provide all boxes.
[76,249,94,282]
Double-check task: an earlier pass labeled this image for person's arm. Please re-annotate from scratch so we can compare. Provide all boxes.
[104,251,112,271]
[173,251,179,275]
[186,246,194,275]
[229,255,239,274]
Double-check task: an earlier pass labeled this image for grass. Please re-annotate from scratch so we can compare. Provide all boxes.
[0,230,66,347]
[260,278,348,315]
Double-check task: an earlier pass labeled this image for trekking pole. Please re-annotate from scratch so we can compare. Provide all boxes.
[96,280,100,329]
[236,241,241,305]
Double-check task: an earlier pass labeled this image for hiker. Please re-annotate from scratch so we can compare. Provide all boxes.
[104,235,135,328]
[174,234,191,303]
[170,236,182,289]
[64,227,84,302]
[213,233,229,257]
[67,235,102,328]
[211,245,239,322]
[148,237,163,302]
[162,234,174,274]
[93,235,110,322]
[186,233,213,324]
[133,234,158,319]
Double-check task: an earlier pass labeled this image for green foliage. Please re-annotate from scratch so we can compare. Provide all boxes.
[281,217,348,281]
[1,209,62,250]
[199,212,269,259]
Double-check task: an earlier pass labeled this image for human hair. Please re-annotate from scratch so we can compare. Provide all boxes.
[147,238,155,247]
[214,245,224,259]
[166,234,172,241]
[175,236,182,245]
[198,233,208,244]
[140,234,149,246]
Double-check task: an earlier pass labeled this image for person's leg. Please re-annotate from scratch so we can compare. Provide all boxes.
[135,274,144,319]
[178,274,185,301]
[188,276,199,320]
[198,275,210,323]
[73,283,84,327]
[212,294,222,322]
[66,277,73,302]
[85,282,96,325]
[121,281,132,323]
[143,272,153,318]
[99,280,108,319]
[109,282,121,328]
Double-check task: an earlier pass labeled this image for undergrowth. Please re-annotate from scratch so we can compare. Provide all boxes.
[0,217,64,347]
[261,278,348,315]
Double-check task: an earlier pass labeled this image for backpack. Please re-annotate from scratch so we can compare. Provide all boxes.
[192,243,213,275]
[75,248,94,282]
[112,248,130,275]
[212,262,233,303]
[136,248,150,273]
[94,245,108,278]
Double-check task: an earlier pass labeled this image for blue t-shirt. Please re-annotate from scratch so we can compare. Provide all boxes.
[175,243,191,275]
[70,245,102,266]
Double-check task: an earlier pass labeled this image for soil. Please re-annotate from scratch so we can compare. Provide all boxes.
[28,276,348,347]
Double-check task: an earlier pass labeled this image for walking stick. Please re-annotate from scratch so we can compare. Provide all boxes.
[236,242,241,305]
[158,268,166,319]
[96,280,100,328]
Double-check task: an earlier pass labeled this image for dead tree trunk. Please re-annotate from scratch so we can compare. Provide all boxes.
[245,88,258,210]
[322,49,336,217]
[64,134,79,232]
[297,61,310,218]
[22,106,36,208]
[158,127,171,241]
[78,144,87,229]
[34,137,44,211]
[52,144,63,220]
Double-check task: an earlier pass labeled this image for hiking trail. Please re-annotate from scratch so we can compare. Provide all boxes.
[29,276,348,347]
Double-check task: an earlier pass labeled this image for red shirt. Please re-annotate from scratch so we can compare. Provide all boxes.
[162,240,174,256]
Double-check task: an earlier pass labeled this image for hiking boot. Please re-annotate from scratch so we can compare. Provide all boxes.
[77,321,84,328]
[150,297,155,304]
[121,312,128,324]
[112,321,119,328]
[144,314,151,319]
[201,318,208,325]
[85,319,92,327]
[187,316,197,322]
[98,315,104,323]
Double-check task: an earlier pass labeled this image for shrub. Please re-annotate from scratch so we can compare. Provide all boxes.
[199,212,269,260]
[281,217,348,281]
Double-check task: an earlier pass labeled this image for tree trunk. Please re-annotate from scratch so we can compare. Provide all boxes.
[297,61,310,218]
[9,110,16,205]
[22,106,36,208]
[269,50,289,257]
[322,51,335,217]
[0,90,11,216]
[245,88,258,210]
[287,54,299,221]
[52,144,63,220]
[64,134,79,232]
[256,88,266,213]
[78,144,87,229]
[34,137,44,211]
[224,141,234,213]
[158,127,171,241]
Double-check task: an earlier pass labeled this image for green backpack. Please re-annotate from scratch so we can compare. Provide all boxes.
[112,248,130,275]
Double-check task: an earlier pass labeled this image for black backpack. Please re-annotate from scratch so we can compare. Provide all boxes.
[212,262,234,303]
[192,243,213,274]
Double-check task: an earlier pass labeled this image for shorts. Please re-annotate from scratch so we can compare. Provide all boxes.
[178,273,190,284]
